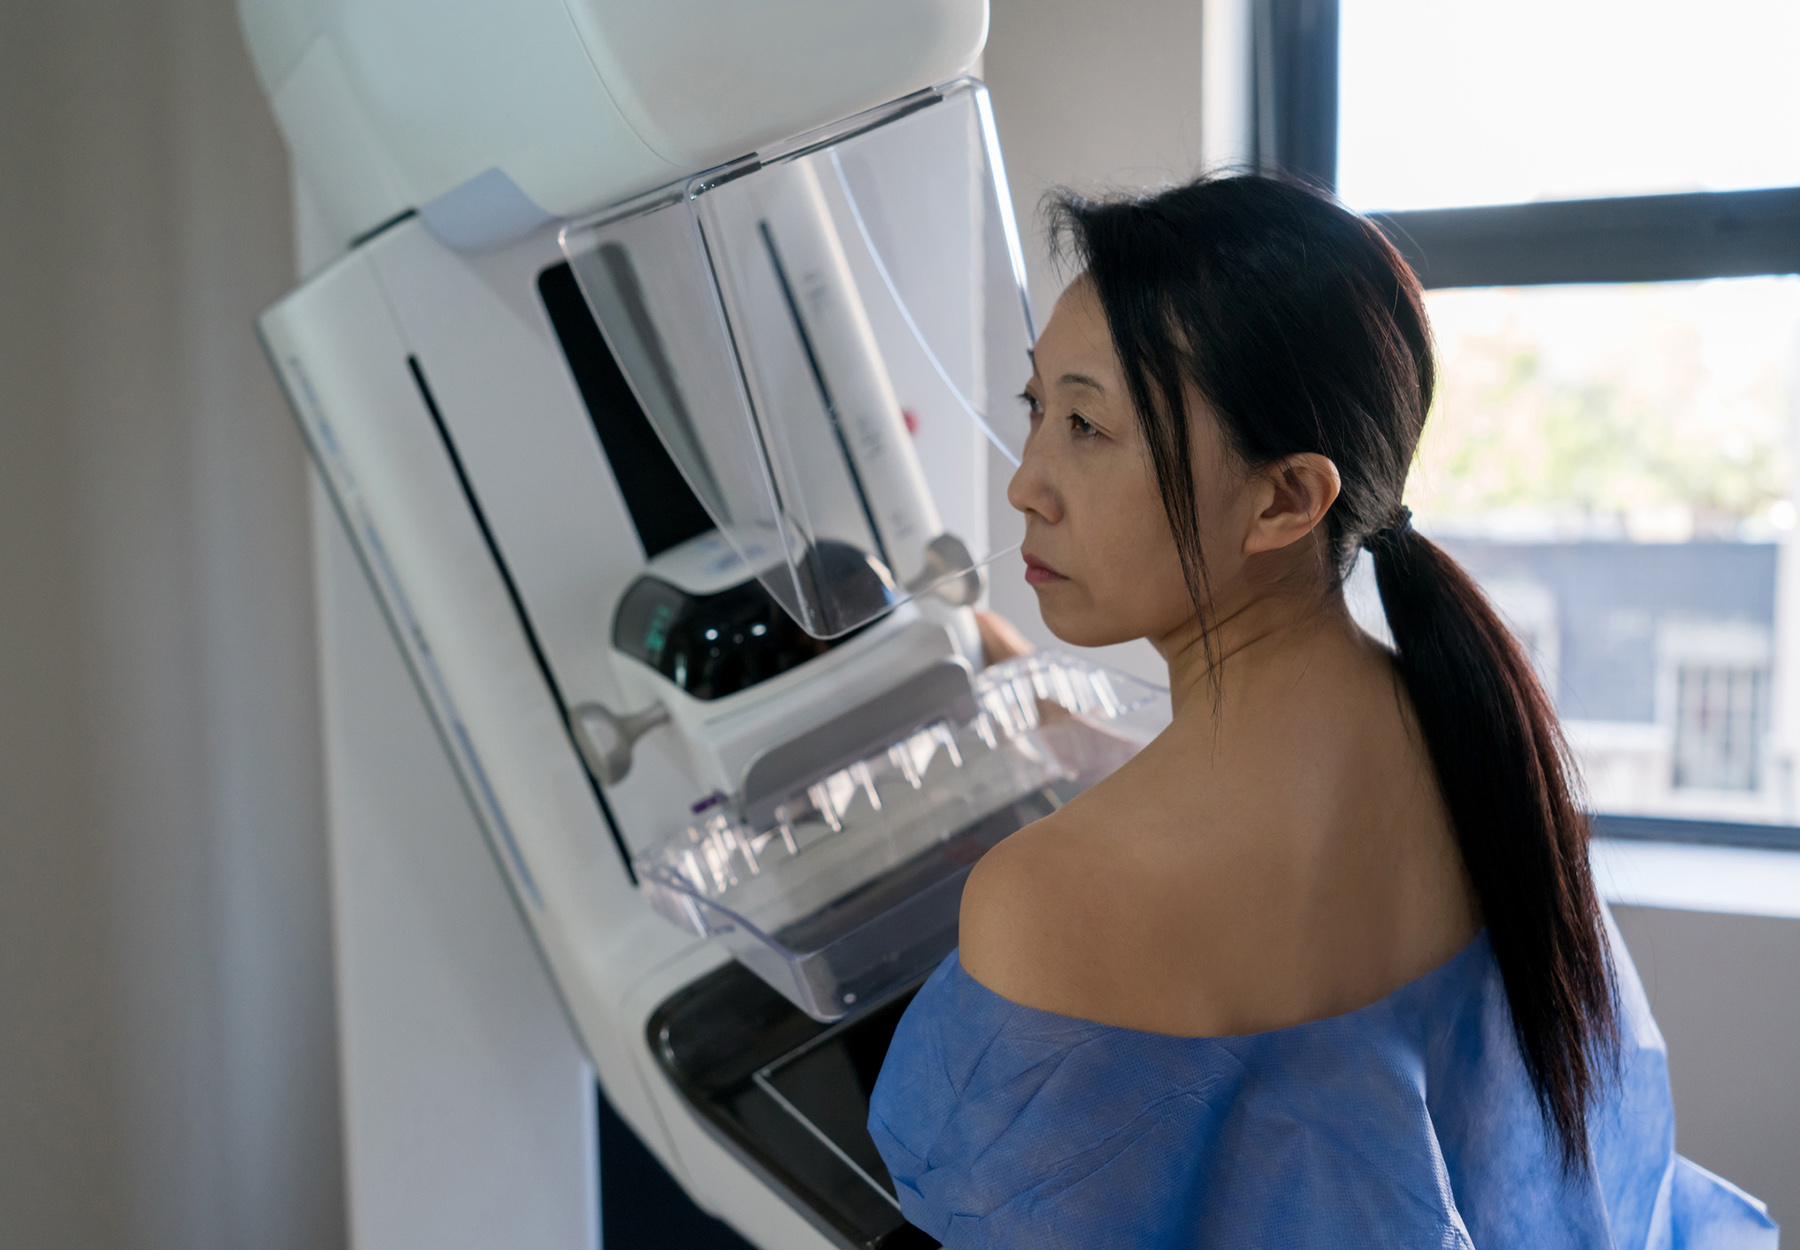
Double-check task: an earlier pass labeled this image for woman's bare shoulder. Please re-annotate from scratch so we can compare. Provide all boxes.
[956,768,1176,1021]
[957,807,1099,1014]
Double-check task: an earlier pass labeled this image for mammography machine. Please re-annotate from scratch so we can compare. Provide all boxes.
[242,2,1165,1244]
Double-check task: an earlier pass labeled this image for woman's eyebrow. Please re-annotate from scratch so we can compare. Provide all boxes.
[1058,372,1106,395]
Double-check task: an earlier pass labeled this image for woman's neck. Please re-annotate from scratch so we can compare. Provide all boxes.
[1153,580,1364,725]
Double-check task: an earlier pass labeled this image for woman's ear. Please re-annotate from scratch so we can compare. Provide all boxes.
[1242,454,1342,556]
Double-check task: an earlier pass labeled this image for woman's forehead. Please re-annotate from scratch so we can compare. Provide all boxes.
[1032,280,1121,391]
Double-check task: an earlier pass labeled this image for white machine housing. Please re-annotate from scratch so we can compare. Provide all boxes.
[243,2,1064,1245]
[261,211,998,1248]
[239,0,988,251]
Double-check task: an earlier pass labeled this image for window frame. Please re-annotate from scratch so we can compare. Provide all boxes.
[1260,0,1800,850]
[1374,186,1800,290]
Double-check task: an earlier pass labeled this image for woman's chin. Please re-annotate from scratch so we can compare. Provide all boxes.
[1037,601,1137,650]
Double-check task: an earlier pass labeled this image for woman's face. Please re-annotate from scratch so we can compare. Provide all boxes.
[1007,276,1248,649]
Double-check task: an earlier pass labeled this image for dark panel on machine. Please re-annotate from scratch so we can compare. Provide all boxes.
[648,964,939,1250]
[538,260,715,559]
[598,1085,757,1250]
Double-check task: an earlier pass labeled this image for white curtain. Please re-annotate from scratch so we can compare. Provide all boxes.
[0,2,344,1247]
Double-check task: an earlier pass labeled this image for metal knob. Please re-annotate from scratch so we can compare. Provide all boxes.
[908,532,984,607]
[571,701,670,786]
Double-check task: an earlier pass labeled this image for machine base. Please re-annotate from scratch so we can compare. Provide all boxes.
[648,962,940,1249]
[599,1084,758,1248]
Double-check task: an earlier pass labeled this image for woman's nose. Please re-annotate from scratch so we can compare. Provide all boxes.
[1006,436,1062,523]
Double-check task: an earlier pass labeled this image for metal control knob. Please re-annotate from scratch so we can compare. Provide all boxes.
[909,532,984,607]
[571,701,670,786]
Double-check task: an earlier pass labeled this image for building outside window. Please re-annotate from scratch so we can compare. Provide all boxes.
[1673,665,1766,792]
[1412,283,1798,821]
[1663,619,1773,795]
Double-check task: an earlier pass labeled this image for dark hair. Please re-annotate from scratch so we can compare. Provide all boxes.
[1051,173,1616,1167]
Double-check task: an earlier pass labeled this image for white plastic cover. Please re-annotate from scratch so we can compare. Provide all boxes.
[562,79,1034,638]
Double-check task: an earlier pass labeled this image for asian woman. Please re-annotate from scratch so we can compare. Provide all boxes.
[868,173,1776,1249]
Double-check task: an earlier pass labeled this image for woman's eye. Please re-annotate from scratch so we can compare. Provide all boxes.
[1018,391,1044,420]
[1069,413,1099,439]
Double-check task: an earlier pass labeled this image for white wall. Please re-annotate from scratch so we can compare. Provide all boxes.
[985,0,1209,316]
[0,3,343,1247]
[1615,905,1800,1228]
[981,0,1209,686]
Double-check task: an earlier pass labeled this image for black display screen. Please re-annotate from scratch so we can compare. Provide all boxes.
[537,261,714,560]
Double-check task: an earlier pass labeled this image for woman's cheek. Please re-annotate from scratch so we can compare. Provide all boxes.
[1117,510,1194,631]
[1061,508,1161,640]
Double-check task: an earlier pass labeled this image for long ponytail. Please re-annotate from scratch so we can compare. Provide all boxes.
[1368,510,1614,1163]
[1053,174,1618,1166]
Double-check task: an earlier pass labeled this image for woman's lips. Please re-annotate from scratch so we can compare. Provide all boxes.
[1022,553,1068,585]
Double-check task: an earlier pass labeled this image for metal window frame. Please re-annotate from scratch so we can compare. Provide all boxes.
[1252,0,1340,188]
[1260,0,1800,850]
[1592,814,1800,853]
[1373,186,1800,291]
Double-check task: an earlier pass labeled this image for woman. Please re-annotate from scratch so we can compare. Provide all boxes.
[867,175,1776,1248]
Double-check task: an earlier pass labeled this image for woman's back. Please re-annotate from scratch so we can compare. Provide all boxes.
[958,595,1479,1039]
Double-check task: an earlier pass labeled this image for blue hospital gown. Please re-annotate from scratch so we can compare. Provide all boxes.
[869,921,1776,1248]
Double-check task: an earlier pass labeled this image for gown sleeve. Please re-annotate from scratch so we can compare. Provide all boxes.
[870,933,1781,1250]
[870,953,1474,1249]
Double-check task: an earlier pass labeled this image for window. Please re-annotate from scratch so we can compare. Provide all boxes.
[1662,619,1773,796]
[1338,0,1800,213]
[1276,0,1800,846]
[1673,664,1768,792]
[1405,278,1800,824]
